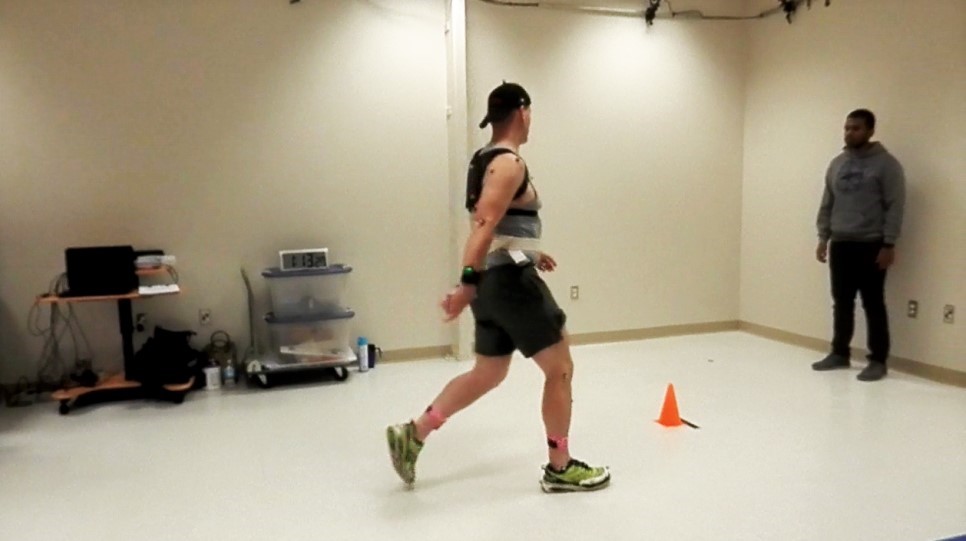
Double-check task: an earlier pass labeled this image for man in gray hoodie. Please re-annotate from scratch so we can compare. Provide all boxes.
[813,109,906,382]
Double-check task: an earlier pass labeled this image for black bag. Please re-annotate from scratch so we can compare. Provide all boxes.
[131,326,203,389]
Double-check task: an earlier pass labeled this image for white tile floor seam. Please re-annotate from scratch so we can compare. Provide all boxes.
[1,332,964,541]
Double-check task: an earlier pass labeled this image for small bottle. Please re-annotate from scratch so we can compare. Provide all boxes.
[357,336,369,372]
[223,358,237,388]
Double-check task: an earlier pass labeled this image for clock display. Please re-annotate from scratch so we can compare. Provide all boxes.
[279,249,328,271]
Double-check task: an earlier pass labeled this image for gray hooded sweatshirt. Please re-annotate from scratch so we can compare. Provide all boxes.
[817,142,906,245]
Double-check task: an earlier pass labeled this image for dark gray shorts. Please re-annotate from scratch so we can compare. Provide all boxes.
[470,264,566,358]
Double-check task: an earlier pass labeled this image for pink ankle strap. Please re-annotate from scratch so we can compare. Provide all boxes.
[547,435,569,452]
[425,406,447,429]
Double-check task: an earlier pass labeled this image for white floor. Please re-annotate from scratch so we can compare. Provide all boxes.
[1,332,964,541]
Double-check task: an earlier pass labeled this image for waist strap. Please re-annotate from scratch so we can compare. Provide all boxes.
[506,208,538,217]
[488,235,542,254]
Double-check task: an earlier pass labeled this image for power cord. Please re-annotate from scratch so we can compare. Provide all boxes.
[478,0,832,24]
[12,263,168,403]
[657,0,827,23]
[163,264,180,285]
[27,273,95,393]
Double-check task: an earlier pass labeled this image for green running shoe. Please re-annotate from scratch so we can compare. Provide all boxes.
[386,421,423,486]
[540,458,611,493]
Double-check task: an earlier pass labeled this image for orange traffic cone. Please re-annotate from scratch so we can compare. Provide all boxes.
[656,383,684,427]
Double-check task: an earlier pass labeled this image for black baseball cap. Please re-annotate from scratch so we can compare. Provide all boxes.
[479,82,531,129]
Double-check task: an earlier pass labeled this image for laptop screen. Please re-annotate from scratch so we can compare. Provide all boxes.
[63,245,137,297]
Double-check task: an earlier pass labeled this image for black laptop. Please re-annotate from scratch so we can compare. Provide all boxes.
[62,246,138,297]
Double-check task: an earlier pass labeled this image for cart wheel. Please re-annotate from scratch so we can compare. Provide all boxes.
[59,402,70,415]
[172,394,185,405]
[333,367,350,381]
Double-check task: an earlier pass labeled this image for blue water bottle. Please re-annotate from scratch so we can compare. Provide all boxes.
[357,336,369,372]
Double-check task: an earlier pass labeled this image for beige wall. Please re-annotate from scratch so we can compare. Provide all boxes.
[0,0,749,380]
[3,0,959,383]
[466,0,747,335]
[741,0,966,372]
[0,0,451,381]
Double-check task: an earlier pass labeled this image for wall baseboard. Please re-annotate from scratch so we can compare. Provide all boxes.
[568,321,741,346]
[382,320,965,389]
[8,322,959,394]
[380,322,742,363]
[739,321,966,388]
[738,321,829,351]
[381,345,453,363]
[8,322,961,389]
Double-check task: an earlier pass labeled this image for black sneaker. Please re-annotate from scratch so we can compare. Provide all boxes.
[811,354,850,371]
[857,362,887,382]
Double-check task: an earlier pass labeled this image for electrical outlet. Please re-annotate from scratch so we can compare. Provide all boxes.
[199,309,212,326]
[570,286,579,300]
[943,305,955,324]
[907,300,918,319]
[135,313,147,332]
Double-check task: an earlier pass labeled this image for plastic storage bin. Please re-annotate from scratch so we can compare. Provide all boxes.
[262,265,352,318]
[265,309,355,361]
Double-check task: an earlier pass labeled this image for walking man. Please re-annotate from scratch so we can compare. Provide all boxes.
[386,82,610,492]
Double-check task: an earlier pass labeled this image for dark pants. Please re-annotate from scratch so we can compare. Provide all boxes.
[829,241,890,363]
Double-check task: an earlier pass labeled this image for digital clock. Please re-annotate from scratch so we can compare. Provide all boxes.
[279,248,328,271]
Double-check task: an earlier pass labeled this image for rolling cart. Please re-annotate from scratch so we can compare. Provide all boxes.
[246,263,357,389]
[246,351,355,389]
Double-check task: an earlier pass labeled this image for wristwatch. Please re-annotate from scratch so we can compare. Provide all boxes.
[459,266,482,286]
